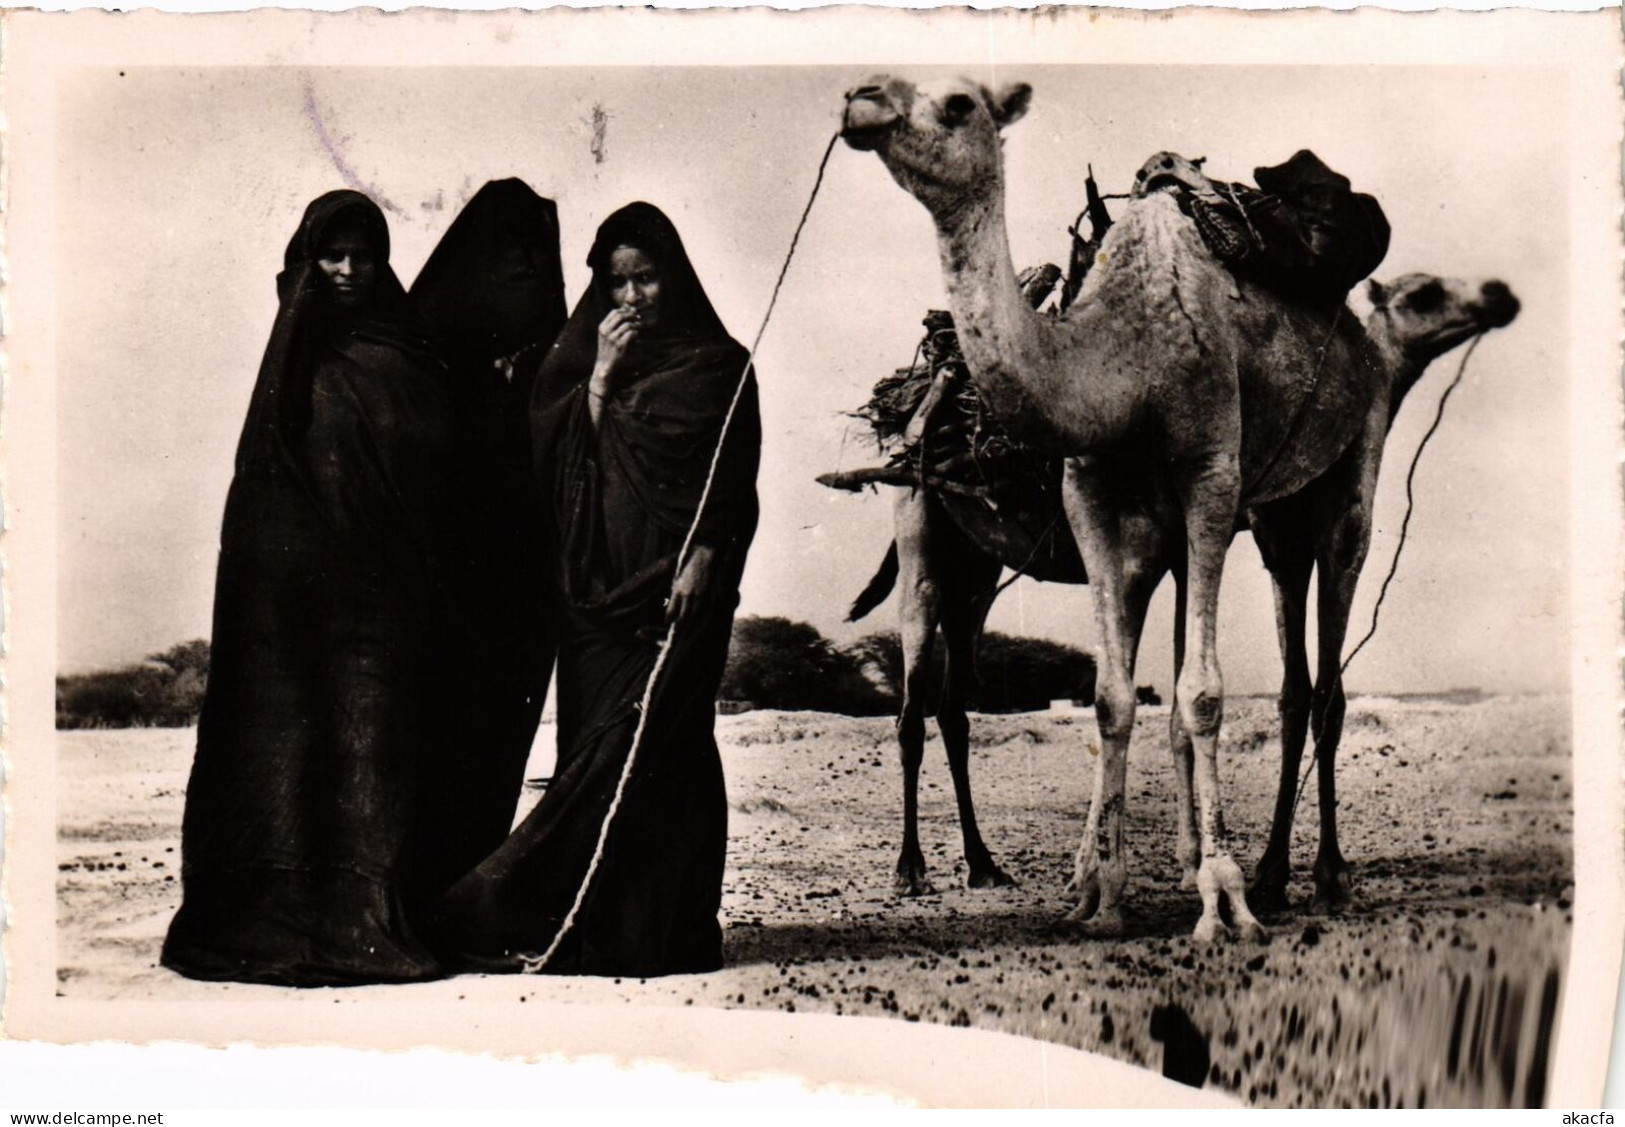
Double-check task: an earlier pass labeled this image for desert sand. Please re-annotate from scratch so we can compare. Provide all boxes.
[57,694,1571,1107]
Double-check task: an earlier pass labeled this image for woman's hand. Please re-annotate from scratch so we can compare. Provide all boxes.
[591,307,642,391]
[666,543,720,628]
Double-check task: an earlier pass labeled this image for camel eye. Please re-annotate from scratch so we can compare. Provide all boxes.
[1403,281,1445,314]
[942,93,978,126]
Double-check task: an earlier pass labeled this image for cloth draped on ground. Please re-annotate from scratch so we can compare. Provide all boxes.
[429,202,760,977]
[163,190,460,986]
[406,179,569,901]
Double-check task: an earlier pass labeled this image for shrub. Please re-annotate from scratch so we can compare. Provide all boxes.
[57,639,212,729]
[840,630,1095,714]
[719,616,893,715]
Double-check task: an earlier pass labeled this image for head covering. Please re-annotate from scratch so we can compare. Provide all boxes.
[277,189,408,314]
[409,178,568,374]
[583,201,728,339]
[532,201,733,408]
[235,190,425,472]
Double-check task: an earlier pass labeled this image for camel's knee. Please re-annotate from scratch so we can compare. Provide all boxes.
[1176,662,1224,739]
[1327,510,1371,574]
[1093,676,1137,743]
[937,704,969,747]
[896,707,927,763]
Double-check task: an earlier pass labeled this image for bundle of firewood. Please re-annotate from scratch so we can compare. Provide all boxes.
[831,266,1060,504]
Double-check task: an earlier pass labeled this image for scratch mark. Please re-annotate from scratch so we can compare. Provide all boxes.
[589,103,610,165]
[302,79,402,216]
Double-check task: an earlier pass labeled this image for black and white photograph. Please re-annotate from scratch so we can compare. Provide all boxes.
[2,6,1621,1112]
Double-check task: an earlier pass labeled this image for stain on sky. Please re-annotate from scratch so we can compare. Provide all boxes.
[589,104,610,165]
[302,79,403,216]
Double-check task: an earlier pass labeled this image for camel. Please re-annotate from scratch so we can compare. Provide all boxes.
[841,74,1415,942]
[834,273,1519,904]
[1247,271,1519,906]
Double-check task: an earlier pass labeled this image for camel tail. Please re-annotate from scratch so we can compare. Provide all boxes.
[847,542,900,622]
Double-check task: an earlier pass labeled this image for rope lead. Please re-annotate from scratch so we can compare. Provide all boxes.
[1287,332,1487,826]
[521,133,841,974]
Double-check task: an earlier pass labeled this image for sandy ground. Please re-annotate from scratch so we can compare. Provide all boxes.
[57,694,1572,1107]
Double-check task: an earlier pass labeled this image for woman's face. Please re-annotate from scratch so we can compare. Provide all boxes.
[315,218,381,309]
[607,245,663,328]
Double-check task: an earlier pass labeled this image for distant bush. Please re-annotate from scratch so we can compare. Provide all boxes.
[57,639,211,729]
[719,616,893,715]
[842,630,1096,714]
[976,633,1096,712]
[61,623,1097,726]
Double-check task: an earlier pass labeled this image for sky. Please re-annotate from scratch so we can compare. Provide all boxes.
[56,63,1569,695]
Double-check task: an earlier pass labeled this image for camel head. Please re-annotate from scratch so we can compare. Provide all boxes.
[842,75,1033,220]
[1366,273,1521,365]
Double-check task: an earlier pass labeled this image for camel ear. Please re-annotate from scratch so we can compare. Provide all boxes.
[989,82,1032,129]
[1366,278,1388,308]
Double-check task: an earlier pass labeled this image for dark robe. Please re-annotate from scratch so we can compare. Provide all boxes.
[405,179,569,904]
[162,191,455,986]
[429,202,760,977]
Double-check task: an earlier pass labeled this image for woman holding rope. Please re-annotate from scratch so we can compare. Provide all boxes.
[430,202,761,977]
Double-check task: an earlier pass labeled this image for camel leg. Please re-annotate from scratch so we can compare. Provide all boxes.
[1059,461,1158,936]
[893,490,942,897]
[1167,565,1201,892]
[1248,509,1315,911]
[1178,453,1266,944]
[939,550,1014,889]
[1309,506,1370,906]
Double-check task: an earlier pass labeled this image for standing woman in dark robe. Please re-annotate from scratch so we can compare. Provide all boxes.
[406,179,569,906]
[163,190,456,986]
[430,202,761,977]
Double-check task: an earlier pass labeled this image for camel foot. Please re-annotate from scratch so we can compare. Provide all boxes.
[894,850,936,898]
[1061,904,1126,938]
[1064,868,1102,917]
[967,859,1017,890]
[1192,913,1230,944]
[1248,854,1292,913]
[1192,913,1267,943]
[1312,853,1354,907]
[1196,852,1268,943]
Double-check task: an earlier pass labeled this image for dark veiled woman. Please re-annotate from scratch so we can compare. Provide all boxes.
[406,179,569,902]
[163,190,458,986]
[430,202,761,977]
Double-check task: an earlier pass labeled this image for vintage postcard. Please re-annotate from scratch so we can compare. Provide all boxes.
[1,5,1620,1110]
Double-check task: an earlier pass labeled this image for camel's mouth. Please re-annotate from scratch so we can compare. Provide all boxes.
[842,86,900,151]
[841,119,894,152]
[1476,282,1521,329]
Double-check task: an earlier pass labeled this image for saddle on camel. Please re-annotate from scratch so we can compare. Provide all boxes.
[819,149,1391,578]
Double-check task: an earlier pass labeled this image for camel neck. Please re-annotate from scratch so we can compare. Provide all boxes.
[1367,313,1428,423]
[931,191,1062,448]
